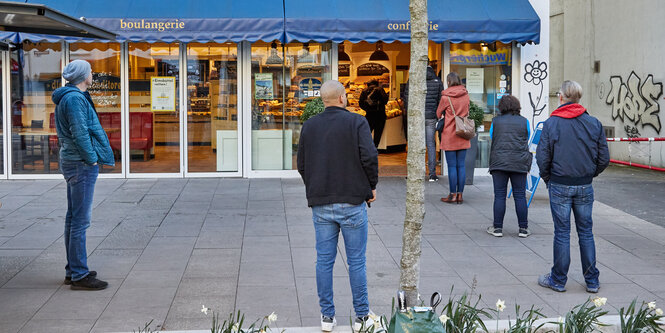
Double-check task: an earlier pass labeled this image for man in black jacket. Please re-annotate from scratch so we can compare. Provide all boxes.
[297,80,378,332]
[401,65,444,181]
[536,80,609,294]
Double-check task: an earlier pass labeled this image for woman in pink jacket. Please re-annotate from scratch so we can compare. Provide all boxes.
[436,72,471,204]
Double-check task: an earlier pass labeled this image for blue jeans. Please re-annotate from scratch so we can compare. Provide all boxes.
[425,119,437,176]
[548,182,599,289]
[445,149,467,193]
[492,171,528,229]
[60,160,98,281]
[312,203,369,318]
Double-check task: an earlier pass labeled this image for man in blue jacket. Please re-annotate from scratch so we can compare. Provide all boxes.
[297,80,378,332]
[536,80,609,293]
[53,60,115,290]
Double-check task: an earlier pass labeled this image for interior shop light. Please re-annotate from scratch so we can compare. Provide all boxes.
[338,43,350,61]
[266,41,284,65]
[369,41,389,61]
[297,43,315,64]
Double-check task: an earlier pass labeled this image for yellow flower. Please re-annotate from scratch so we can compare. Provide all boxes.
[496,299,506,312]
[268,312,278,323]
[656,308,664,316]
[592,297,607,307]
[648,302,656,310]
[439,314,449,324]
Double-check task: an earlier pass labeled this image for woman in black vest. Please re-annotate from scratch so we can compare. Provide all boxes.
[486,95,532,238]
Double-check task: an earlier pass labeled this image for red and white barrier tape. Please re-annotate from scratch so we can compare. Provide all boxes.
[606,137,665,142]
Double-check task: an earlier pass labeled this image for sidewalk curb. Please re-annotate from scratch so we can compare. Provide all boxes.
[108,315,664,333]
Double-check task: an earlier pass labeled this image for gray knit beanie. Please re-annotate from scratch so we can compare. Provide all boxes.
[62,60,92,85]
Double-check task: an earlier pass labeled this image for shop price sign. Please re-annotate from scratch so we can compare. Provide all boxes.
[150,77,176,111]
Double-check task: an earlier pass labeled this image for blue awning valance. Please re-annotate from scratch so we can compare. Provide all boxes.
[2,0,540,45]
[285,0,541,44]
[3,0,285,43]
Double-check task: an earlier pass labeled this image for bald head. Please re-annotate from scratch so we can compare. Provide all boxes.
[320,80,347,108]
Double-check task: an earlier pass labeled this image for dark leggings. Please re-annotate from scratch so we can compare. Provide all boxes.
[367,116,386,147]
[492,170,528,229]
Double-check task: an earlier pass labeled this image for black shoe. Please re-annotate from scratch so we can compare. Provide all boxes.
[428,175,439,182]
[70,274,108,290]
[64,271,97,285]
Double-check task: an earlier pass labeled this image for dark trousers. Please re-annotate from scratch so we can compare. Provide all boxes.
[367,116,386,148]
[492,170,528,229]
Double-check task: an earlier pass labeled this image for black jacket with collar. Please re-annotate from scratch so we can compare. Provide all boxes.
[297,106,378,207]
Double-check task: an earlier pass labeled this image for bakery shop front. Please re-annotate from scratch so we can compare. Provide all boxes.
[0,0,546,179]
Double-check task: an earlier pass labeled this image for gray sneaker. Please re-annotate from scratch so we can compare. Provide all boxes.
[321,314,336,332]
[518,228,531,238]
[486,226,503,237]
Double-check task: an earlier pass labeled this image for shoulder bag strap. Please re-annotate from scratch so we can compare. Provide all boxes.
[447,96,456,116]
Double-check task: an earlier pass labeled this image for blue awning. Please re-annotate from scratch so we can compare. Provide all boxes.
[3,0,284,43]
[2,0,540,45]
[285,0,541,44]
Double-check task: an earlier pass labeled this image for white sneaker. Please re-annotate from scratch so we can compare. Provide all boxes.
[353,311,376,331]
[321,314,336,332]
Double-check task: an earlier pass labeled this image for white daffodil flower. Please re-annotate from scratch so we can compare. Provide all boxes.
[557,316,564,323]
[648,302,656,310]
[496,299,506,312]
[232,323,240,333]
[656,308,664,316]
[592,297,607,307]
[268,312,278,323]
[439,314,449,324]
[201,305,209,315]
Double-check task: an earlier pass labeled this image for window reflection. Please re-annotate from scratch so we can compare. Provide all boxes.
[250,41,332,170]
[10,42,62,174]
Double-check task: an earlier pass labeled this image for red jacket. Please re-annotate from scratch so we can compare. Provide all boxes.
[436,85,471,151]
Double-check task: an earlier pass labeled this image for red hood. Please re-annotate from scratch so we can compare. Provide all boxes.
[442,85,468,98]
[551,103,587,118]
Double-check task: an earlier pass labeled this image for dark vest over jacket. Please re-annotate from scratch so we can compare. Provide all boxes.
[489,114,531,174]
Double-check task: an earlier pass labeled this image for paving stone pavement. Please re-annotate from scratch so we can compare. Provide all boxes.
[0,176,664,333]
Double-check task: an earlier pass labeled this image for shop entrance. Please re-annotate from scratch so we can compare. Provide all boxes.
[338,41,442,176]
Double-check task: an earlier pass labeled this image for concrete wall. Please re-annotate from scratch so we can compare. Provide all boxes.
[550,0,665,167]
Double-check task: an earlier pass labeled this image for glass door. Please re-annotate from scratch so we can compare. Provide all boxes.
[185,42,240,175]
[127,42,181,175]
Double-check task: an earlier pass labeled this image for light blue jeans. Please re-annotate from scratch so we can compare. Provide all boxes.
[60,160,98,281]
[548,182,599,289]
[312,203,369,318]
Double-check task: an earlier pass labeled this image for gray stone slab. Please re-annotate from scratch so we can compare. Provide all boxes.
[86,249,142,279]
[238,259,295,287]
[175,277,237,298]
[133,237,196,272]
[0,288,56,325]
[1,221,63,250]
[235,285,301,327]
[98,286,176,321]
[167,295,235,319]
[31,285,117,320]
[17,319,96,333]
[97,225,157,250]
[241,236,292,263]
[183,249,240,279]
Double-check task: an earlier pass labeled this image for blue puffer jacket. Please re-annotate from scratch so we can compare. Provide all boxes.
[52,84,115,166]
[536,103,609,185]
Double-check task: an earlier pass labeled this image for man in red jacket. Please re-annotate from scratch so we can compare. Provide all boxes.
[297,80,378,331]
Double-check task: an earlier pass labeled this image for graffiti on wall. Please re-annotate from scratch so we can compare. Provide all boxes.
[524,60,548,130]
[606,71,663,134]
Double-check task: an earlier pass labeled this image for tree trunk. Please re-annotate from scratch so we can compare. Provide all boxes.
[399,0,428,307]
